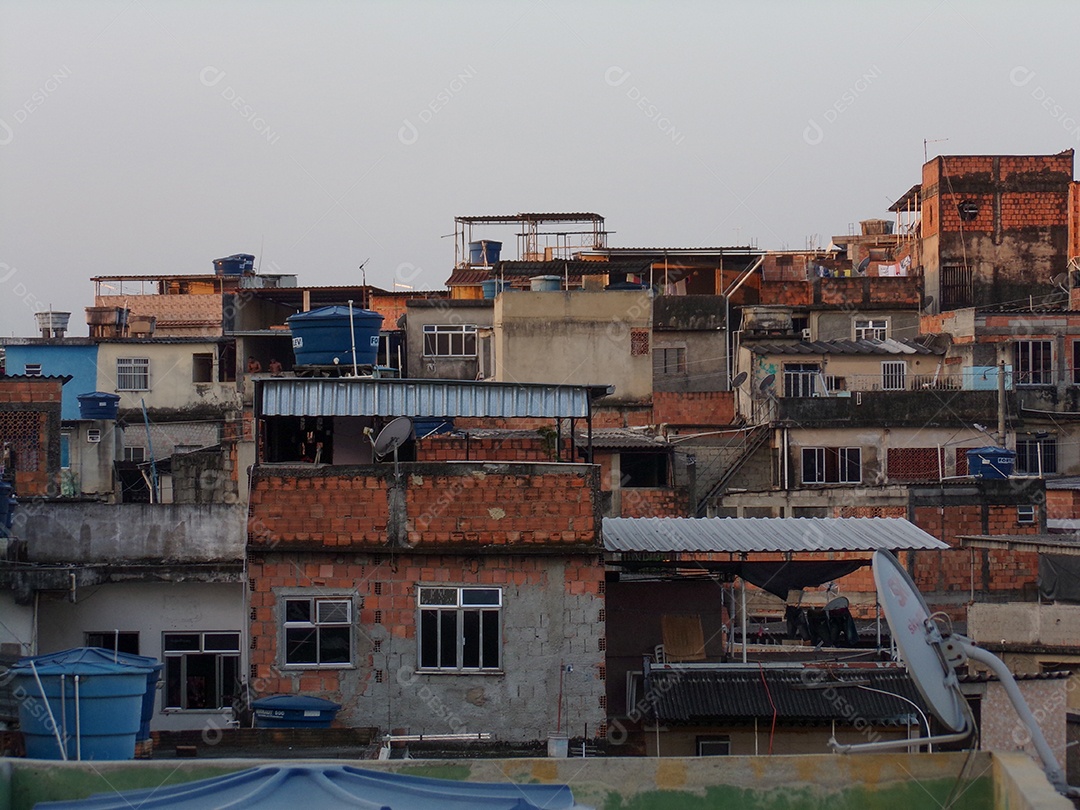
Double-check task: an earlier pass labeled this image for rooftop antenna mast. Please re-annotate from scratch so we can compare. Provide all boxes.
[358,258,370,309]
[923,138,949,163]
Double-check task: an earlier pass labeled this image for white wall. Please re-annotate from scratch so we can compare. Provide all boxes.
[37,581,244,732]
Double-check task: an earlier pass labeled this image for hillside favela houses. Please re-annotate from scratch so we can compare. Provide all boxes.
[3,150,1080,807]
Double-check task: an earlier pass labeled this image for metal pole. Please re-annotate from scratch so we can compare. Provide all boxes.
[997,345,1007,444]
[348,299,359,377]
[74,674,82,761]
[741,576,748,664]
[29,660,67,761]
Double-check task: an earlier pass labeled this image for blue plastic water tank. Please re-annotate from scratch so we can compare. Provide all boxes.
[252,694,341,728]
[530,275,562,291]
[966,446,1016,479]
[469,240,502,266]
[76,392,121,421]
[481,279,510,299]
[213,254,255,275]
[11,648,159,759]
[287,306,384,366]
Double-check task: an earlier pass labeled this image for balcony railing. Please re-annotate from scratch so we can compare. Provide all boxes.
[783,372,966,396]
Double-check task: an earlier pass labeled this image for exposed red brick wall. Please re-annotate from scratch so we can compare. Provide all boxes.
[759,281,813,307]
[1070,181,1080,260]
[618,487,689,518]
[0,379,62,404]
[415,435,555,463]
[998,192,1068,230]
[0,378,63,496]
[247,550,604,699]
[248,463,600,550]
[653,391,735,426]
[1048,488,1080,525]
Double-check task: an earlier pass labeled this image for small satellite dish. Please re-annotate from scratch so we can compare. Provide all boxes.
[759,373,776,393]
[856,257,870,275]
[373,416,413,459]
[1051,272,1068,292]
[731,371,748,388]
[873,551,970,734]
[922,295,935,310]
[824,595,849,612]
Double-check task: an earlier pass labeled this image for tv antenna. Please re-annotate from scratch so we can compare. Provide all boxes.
[924,138,949,162]
[832,551,1079,798]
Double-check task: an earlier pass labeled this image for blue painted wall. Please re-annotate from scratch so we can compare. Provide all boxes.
[5,344,100,420]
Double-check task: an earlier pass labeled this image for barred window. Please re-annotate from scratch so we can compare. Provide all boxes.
[802,447,861,484]
[887,447,944,481]
[653,347,686,375]
[1014,341,1053,386]
[854,319,887,341]
[116,357,149,391]
[630,329,650,357]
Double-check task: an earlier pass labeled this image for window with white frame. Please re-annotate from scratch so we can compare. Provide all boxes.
[697,735,732,756]
[1014,340,1053,386]
[163,632,240,710]
[123,446,146,462]
[802,447,862,484]
[60,433,71,469]
[423,325,477,357]
[881,360,906,391]
[116,357,150,391]
[418,586,501,672]
[283,596,352,666]
[1015,436,1058,475]
[783,363,821,398]
[1017,505,1036,524]
[854,319,888,341]
[24,363,42,377]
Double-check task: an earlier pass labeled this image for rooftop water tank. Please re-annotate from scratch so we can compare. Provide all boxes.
[252,695,341,729]
[35,311,71,339]
[966,446,1016,479]
[469,240,502,266]
[530,275,562,291]
[11,647,160,759]
[213,254,256,275]
[481,279,510,299]
[287,305,384,367]
[77,392,121,421]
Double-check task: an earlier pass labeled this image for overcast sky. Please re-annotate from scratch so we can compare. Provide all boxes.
[2,0,1079,336]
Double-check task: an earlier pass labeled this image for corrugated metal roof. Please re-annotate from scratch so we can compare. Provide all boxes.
[260,378,610,419]
[603,517,947,554]
[574,429,670,449]
[960,533,1080,557]
[647,666,926,724]
[748,337,941,356]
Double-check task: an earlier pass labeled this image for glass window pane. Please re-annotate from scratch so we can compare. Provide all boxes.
[318,626,351,664]
[185,653,216,709]
[285,600,311,623]
[462,610,480,668]
[420,588,457,606]
[420,610,439,668]
[204,633,240,652]
[165,656,183,708]
[163,633,201,652]
[439,611,457,668]
[481,610,500,668]
[285,627,318,664]
[317,600,350,624]
[221,656,239,707]
[462,588,500,606]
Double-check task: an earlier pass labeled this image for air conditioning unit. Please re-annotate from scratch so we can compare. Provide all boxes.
[87,429,101,443]
[801,329,812,340]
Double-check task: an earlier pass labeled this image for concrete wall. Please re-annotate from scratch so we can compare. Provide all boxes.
[94,341,241,415]
[36,581,244,731]
[22,502,246,563]
[814,309,921,343]
[248,551,605,743]
[1,342,99,420]
[0,591,34,656]
[970,603,1080,649]
[980,677,1069,769]
[9,751,1064,810]
[405,299,493,381]
[494,290,652,402]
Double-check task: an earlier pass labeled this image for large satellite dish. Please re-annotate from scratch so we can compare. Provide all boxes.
[759,373,776,393]
[872,551,970,734]
[835,551,1077,797]
[373,417,413,459]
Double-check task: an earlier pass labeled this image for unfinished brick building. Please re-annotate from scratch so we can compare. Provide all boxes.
[247,377,608,742]
[0,375,67,497]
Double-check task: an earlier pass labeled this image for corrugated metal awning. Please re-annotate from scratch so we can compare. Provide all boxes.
[960,533,1080,556]
[259,378,612,419]
[603,517,947,554]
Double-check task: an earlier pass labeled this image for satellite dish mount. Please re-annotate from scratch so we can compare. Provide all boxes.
[373,416,413,478]
[833,552,1078,798]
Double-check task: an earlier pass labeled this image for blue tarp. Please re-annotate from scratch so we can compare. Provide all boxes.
[34,764,589,809]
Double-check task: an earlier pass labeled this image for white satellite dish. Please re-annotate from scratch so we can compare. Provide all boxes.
[872,551,970,734]
[834,551,1077,798]
[373,417,413,459]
